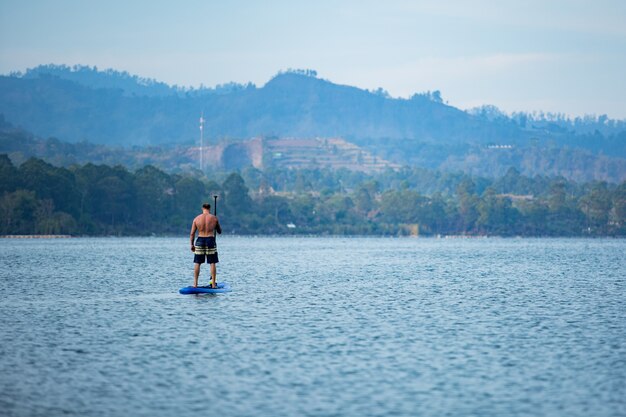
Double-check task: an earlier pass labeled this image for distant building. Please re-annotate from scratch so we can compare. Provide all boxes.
[497,193,534,201]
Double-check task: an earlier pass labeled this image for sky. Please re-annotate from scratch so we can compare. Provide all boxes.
[1,0,625,118]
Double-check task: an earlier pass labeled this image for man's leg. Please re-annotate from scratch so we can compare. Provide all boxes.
[210,263,217,288]
[194,263,201,287]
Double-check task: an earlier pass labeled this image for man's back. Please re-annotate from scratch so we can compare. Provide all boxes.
[193,213,220,237]
[190,204,222,288]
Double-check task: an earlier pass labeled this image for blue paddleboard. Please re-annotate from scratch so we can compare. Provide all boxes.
[179,282,232,294]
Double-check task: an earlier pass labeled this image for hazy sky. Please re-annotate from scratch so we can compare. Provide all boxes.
[1,0,625,118]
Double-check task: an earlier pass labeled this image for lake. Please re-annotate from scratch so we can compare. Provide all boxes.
[0,237,624,417]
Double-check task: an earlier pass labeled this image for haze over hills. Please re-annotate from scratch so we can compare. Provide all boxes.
[1,64,511,145]
[0,64,625,182]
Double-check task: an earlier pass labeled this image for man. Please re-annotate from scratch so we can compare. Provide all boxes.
[190,203,222,288]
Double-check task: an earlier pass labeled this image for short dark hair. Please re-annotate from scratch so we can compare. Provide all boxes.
[202,203,211,210]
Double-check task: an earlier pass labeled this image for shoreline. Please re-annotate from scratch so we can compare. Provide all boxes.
[0,235,73,238]
[1,234,623,239]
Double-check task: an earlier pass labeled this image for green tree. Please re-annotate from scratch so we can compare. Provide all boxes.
[258,195,292,230]
[0,190,38,234]
[174,176,207,220]
[456,178,480,232]
[579,182,612,233]
[0,154,19,194]
[419,192,448,234]
[547,180,567,212]
[546,179,584,235]
[73,163,136,232]
[324,194,355,223]
[18,157,80,217]
[476,188,519,235]
[288,194,319,228]
[379,189,424,224]
[134,165,175,229]
[92,175,135,231]
[516,199,549,235]
[352,185,374,215]
[610,182,626,233]
[222,173,253,214]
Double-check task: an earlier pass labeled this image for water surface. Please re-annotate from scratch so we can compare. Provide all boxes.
[1,237,624,417]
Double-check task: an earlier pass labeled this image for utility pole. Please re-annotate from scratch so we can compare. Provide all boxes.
[199,112,205,173]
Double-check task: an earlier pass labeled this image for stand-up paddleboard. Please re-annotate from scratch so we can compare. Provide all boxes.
[180,282,232,294]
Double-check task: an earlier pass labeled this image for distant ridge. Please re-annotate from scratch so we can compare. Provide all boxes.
[0,64,520,146]
[0,64,624,182]
[16,64,254,97]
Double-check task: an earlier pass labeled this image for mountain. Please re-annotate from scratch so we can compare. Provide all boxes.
[17,64,254,97]
[0,65,625,182]
[0,65,527,146]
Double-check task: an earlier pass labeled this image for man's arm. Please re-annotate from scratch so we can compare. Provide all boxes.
[216,218,222,234]
[190,221,197,250]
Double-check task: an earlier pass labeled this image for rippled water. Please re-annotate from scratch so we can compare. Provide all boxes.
[1,237,624,417]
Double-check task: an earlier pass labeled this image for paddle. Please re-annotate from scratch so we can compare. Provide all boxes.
[213,194,221,236]
[212,195,219,288]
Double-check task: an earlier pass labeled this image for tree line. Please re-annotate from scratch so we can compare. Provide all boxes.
[1,154,624,236]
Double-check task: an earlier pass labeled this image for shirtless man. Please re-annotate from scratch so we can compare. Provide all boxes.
[190,203,222,288]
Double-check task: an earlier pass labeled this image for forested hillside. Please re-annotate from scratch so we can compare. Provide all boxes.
[2,120,625,183]
[1,154,624,237]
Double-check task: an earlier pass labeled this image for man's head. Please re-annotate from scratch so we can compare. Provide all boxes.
[202,203,211,211]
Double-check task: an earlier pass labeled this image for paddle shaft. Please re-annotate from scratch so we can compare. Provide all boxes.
[213,195,219,239]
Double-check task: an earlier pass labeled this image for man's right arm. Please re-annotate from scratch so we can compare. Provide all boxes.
[215,218,222,234]
[190,221,197,250]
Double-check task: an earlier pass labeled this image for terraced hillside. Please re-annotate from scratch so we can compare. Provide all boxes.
[263,137,399,172]
[186,136,400,173]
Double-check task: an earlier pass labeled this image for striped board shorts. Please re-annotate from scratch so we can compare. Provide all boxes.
[194,236,219,264]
